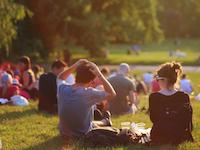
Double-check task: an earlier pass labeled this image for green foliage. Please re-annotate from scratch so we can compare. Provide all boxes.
[0,0,30,56]
[158,0,200,38]
[26,0,164,58]
[3,0,200,60]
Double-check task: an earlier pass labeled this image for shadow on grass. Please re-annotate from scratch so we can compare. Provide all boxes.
[0,108,37,122]
[0,107,57,122]
[20,134,179,150]
[72,142,178,150]
[22,135,62,150]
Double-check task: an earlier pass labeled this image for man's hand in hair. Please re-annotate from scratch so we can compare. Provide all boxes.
[74,59,89,68]
[87,61,116,100]
[87,62,102,78]
[58,59,88,80]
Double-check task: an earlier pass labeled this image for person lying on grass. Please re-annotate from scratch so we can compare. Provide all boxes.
[149,62,193,146]
[57,59,116,141]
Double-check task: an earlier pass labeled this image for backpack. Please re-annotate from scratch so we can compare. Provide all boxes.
[84,126,148,147]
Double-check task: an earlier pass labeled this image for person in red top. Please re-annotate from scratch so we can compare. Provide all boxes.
[0,73,19,100]
[151,76,161,93]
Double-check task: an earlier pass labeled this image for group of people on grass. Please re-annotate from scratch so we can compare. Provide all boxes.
[0,56,194,147]
[0,56,43,104]
[39,59,193,146]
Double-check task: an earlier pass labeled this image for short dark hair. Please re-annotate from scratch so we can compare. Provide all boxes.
[76,65,96,84]
[181,74,186,79]
[101,67,110,75]
[19,56,31,70]
[51,60,66,69]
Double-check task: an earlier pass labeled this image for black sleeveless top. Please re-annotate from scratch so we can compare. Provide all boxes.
[149,91,193,145]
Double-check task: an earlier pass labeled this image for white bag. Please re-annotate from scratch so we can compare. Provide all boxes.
[0,98,9,104]
[11,95,29,106]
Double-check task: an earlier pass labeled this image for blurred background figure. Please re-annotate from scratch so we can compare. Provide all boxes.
[92,67,110,88]
[143,71,153,92]
[32,65,42,90]
[108,69,117,78]
[151,75,161,93]
[134,75,147,95]
[180,74,193,95]
[18,56,36,99]
[0,73,18,100]
[131,44,141,55]
[108,63,137,115]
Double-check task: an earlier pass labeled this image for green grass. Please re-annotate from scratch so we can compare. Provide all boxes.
[71,39,200,65]
[1,71,200,150]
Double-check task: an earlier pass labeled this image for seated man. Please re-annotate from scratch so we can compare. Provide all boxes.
[38,60,66,114]
[57,59,116,139]
[108,63,137,115]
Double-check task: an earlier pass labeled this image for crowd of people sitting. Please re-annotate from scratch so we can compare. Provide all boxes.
[0,56,44,104]
[0,56,194,147]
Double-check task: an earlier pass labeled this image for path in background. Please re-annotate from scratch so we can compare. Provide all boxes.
[101,65,200,72]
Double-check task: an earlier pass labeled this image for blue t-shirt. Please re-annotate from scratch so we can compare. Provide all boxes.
[57,82,108,138]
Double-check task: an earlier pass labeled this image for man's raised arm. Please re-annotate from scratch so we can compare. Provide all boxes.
[87,62,116,100]
[58,59,88,80]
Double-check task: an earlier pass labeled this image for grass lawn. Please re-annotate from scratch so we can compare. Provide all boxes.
[71,39,200,65]
[1,71,200,150]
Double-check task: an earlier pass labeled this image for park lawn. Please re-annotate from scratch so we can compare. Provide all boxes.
[1,97,200,150]
[0,71,200,150]
[71,39,200,65]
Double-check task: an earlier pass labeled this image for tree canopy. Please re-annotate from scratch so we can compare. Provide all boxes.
[1,0,200,60]
[0,0,29,56]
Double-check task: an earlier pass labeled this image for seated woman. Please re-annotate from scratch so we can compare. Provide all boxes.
[18,56,36,99]
[149,62,193,146]
[0,73,19,100]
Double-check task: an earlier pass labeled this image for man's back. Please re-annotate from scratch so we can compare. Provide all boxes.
[57,84,107,138]
[38,72,57,113]
[108,74,135,115]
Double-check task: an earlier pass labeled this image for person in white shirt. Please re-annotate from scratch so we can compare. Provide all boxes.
[65,73,75,85]
[180,74,193,95]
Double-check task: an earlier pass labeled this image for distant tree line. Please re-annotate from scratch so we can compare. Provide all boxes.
[0,0,200,61]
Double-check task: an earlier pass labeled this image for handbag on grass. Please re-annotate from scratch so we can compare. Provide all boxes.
[84,126,150,147]
[11,95,29,106]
